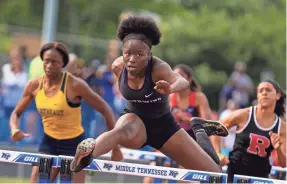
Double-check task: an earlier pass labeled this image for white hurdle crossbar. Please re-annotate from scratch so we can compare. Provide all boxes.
[0,149,227,183]
[102,148,164,160]
[234,174,287,184]
[102,148,286,174]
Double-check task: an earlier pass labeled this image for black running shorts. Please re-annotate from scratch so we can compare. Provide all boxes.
[120,109,181,149]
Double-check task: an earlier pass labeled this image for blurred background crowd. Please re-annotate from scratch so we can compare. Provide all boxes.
[0,0,285,182]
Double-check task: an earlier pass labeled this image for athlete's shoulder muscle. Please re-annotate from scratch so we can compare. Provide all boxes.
[68,74,86,91]
[151,56,166,71]
[151,56,177,83]
[112,56,124,78]
[27,77,41,96]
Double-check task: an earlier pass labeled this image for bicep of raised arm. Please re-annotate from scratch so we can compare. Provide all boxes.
[154,62,178,83]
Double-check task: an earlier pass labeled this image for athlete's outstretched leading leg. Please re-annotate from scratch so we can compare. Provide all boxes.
[70,113,147,172]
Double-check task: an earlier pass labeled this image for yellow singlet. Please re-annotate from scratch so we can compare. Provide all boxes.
[35,72,84,139]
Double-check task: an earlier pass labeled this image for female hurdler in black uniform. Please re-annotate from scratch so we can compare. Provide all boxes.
[71,16,228,173]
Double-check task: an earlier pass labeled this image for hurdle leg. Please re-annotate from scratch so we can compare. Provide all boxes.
[38,157,53,183]
[208,175,227,183]
[59,158,73,183]
[234,178,250,183]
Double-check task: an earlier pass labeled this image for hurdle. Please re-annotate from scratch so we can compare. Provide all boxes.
[234,174,287,184]
[1,149,286,183]
[102,148,286,175]
[0,149,227,183]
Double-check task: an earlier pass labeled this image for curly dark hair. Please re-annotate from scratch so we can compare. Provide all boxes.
[117,16,162,46]
[40,42,69,67]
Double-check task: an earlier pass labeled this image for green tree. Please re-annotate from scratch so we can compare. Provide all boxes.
[0,24,11,53]
[151,0,285,109]
[0,0,284,109]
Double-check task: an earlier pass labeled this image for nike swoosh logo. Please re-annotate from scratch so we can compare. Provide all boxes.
[145,92,153,98]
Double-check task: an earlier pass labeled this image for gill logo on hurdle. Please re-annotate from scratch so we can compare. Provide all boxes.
[0,150,58,166]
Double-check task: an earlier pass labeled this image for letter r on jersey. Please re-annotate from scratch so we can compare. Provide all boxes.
[247,133,270,157]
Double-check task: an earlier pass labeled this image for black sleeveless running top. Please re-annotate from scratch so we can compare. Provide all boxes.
[118,58,170,118]
[229,106,281,176]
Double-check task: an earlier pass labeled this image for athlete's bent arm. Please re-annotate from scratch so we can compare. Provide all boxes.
[274,121,286,167]
[73,78,116,130]
[153,59,189,93]
[10,80,37,141]
[212,109,247,153]
[197,92,212,119]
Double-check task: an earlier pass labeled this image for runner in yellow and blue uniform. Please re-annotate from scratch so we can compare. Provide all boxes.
[9,42,123,183]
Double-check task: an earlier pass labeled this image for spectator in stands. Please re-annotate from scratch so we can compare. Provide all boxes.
[86,59,107,138]
[1,51,28,141]
[19,46,32,72]
[86,59,103,96]
[97,63,116,112]
[219,61,254,111]
[91,63,117,138]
